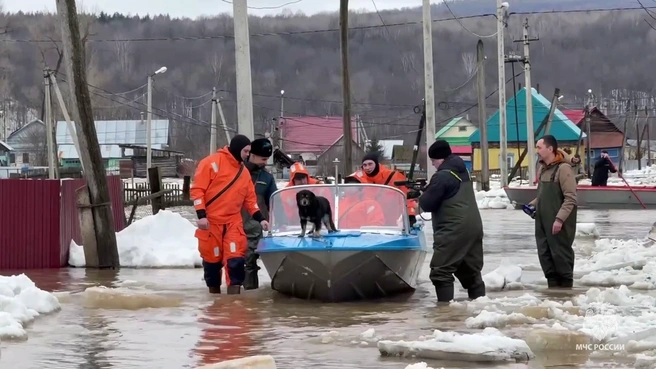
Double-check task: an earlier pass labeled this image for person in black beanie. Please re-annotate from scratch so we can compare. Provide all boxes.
[241,138,278,290]
[190,134,269,295]
[418,139,486,303]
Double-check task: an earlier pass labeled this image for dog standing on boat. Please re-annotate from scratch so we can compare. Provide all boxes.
[296,189,338,237]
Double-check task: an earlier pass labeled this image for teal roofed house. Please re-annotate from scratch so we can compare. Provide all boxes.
[468,87,586,171]
[435,116,476,171]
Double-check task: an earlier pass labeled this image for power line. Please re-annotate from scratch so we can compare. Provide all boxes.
[220,0,304,10]
[5,6,654,44]
[441,0,498,38]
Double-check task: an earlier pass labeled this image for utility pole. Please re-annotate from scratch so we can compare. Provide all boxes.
[56,0,119,268]
[279,90,284,151]
[146,74,153,170]
[476,40,489,191]
[636,104,641,170]
[217,97,231,147]
[422,0,436,179]
[649,107,653,167]
[43,68,56,179]
[233,0,255,139]
[50,73,83,170]
[513,18,539,184]
[210,87,217,154]
[340,0,353,176]
[496,0,509,186]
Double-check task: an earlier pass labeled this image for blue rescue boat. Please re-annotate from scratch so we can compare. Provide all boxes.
[256,183,430,302]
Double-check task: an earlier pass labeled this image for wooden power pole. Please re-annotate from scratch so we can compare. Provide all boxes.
[56,0,119,269]
[340,0,353,176]
[476,40,489,191]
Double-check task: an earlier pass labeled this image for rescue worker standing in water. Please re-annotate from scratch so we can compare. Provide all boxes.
[418,140,485,303]
[524,135,577,289]
[191,135,269,295]
[241,138,277,290]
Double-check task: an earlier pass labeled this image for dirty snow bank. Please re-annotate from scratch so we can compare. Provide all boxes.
[0,274,61,340]
[69,210,201,268]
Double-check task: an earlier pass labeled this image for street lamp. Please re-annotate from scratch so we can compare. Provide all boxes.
[147,66,167,172]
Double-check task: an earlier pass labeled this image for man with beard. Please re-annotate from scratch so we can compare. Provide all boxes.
[418,140,485,303]
[241,138,277,290]
[524,135,577,289]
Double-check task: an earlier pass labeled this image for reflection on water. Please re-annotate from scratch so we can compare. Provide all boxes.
[2,209,655,369]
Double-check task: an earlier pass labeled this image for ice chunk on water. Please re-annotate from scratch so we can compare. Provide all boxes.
[378,327,534,362]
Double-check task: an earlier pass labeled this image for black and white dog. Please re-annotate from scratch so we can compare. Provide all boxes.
[296,189,338,238]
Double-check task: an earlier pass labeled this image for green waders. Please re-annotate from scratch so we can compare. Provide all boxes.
[535,163,577,288]
[429,170,485,302]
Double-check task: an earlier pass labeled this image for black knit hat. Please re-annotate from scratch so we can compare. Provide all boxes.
[428,140,452,160]
[250,138,273,157]
[362,153,379,164]
[229,134,251,162]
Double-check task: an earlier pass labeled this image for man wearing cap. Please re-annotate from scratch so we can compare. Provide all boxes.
[241,138,278,290]
[191,135,269,294]
[418,139,485,303]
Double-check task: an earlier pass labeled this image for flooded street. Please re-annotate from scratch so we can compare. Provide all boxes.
[2,208,656,369]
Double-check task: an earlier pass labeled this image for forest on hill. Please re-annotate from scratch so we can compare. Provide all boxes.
[1,0,655,158]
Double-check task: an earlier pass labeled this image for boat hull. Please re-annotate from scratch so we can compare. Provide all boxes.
[504,185,656,209]
[257,231,429,302]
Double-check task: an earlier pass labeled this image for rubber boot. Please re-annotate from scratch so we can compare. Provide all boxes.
[435,285,454,303]
[243,271,259,290]
[467,283,486,300]
[208,287,221,294]
[227,285,241,295]
[559,278,573,289]
[547,278,560,289]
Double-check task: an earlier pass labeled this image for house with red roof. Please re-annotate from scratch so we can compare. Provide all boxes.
[278,116,367,176]
[561,107,624,164]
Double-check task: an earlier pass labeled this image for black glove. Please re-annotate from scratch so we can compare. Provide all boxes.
[407,190,421,199]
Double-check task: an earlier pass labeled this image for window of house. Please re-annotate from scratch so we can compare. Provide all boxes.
[499,153,515,169]
[9,153,15,164]
[458,126,467,132]
[22,153,29,164]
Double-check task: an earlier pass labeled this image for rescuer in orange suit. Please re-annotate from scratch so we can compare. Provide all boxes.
[280,162,330,222]
[359,153,418,226]
[339,172,386,228]
[191,135,269,295]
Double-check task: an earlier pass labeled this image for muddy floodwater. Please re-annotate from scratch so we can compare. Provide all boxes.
[2,209,655,369]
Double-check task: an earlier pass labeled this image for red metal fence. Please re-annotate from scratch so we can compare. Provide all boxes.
[0,176,126,270]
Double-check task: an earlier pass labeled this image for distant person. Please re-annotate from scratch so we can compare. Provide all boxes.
[191,135,269,295]
[418,140,485,303]
[524,135,577,289]
[570,154,586,183]
[241,138,277,290]
[591,150,617,186]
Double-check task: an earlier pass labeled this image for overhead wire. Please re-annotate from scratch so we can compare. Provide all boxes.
[441,0,498,38]
[219,0,304,10]
[5,6,655,44]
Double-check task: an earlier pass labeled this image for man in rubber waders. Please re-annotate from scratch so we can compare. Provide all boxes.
[418,140,485,303]
[191,135,270,295]
[241,138,277,290]
[523,135,577,289]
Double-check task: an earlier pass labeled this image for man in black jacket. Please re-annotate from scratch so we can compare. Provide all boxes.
[591,150,617,186]
[418,140,485,303]
[241,138,278,290]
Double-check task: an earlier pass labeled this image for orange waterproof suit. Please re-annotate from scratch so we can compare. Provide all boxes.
[339,174,386,228]
[359,163,416,224]
[191,146,263,288]
[280,162,332,223]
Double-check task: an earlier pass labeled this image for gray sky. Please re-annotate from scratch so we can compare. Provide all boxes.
[7,0,412,18]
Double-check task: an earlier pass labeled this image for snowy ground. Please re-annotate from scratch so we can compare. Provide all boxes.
[509,164,656,188]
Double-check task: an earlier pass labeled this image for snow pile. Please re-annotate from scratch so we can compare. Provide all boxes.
[0,274,61,340]
[378,327,534,362]
[69,210,202,268]
[481,263,523,292]
[475,188,513,209]
[574,238,656,287]
[194,355,277,369]
[404,363,443,369]
[575,223,600,238]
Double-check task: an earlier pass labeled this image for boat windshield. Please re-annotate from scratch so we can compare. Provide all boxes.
[268,183,408,235]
